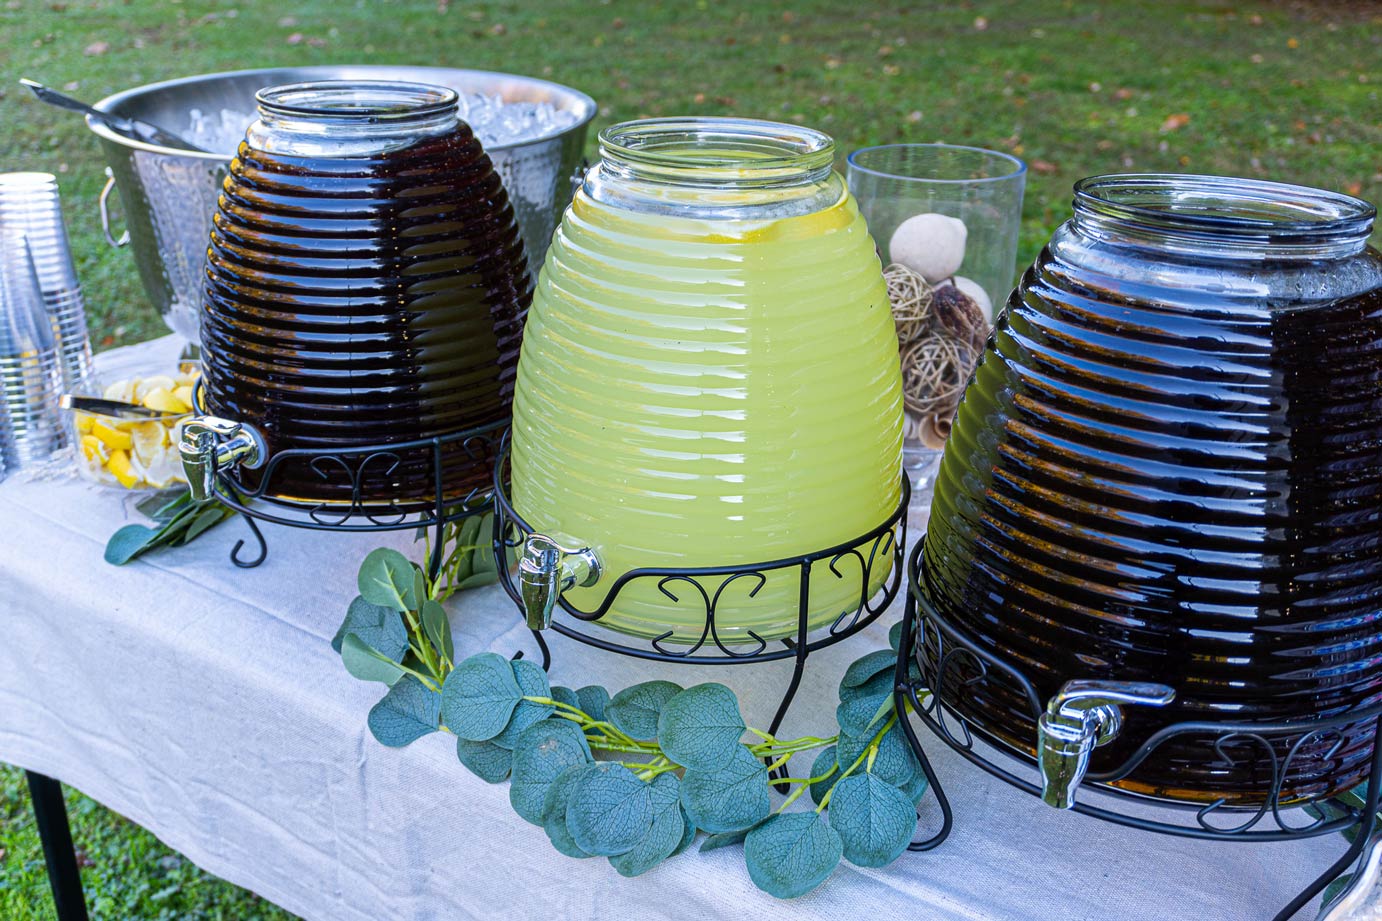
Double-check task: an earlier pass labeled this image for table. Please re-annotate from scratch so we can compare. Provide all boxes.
[0,336,1351,921]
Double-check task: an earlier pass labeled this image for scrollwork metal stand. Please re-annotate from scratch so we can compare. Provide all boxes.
[207,419,509,578]
[491,439,909,758]
[892,539,1382,921]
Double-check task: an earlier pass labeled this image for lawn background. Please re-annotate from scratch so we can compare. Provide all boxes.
[1,0,1379,917]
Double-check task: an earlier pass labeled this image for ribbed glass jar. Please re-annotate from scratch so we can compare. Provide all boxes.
[920,174,1382,805]
[200,81,530,508]
[511,117,904,644]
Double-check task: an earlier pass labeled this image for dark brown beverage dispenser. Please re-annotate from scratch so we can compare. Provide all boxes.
[178,81,530,510]
[915,174,1382,808]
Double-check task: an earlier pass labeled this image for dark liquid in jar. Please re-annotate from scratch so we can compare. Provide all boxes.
[921,255,1382,806]
[201,125,530,510]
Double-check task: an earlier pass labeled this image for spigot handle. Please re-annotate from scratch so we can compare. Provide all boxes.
[178,416,265,501]
[1038,678,1175,810]
[517,535,600,631]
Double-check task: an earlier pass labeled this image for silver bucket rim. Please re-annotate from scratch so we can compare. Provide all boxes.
[87,64,598,160]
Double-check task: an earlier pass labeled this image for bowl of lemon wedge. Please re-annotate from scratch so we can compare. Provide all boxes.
[71,363,199,490]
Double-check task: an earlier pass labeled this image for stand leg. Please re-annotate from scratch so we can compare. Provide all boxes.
[25,771,89,921]
[892,575,954,851]
[229,511,267,568]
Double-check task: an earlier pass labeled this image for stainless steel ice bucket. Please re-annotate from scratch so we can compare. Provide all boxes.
[87,65,596,344]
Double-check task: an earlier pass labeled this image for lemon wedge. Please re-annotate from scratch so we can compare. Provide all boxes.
[142,387,190,414]
[92,418,134,451]
[74,411,95,435]
[80,434,110,464]
[106,449,142,489]
[134,375,176,402]
[103,378,136,403]
[141,446,185,488]
[172,384,195,408]
[129,421,167,466]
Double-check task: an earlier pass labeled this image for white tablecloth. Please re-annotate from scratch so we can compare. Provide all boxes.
[0,336,1347,921]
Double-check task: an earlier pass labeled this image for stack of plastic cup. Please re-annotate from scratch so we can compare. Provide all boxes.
[0,229,65,469]
[0,173,95,391]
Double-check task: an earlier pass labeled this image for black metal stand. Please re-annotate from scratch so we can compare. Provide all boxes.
[491,438,909,759]
[25,771,89,921]
[206,418,509,577]
[892,539,1382,921]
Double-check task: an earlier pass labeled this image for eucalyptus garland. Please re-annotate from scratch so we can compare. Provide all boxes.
[335,530,928,898]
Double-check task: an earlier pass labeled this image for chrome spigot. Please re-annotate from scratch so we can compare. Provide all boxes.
[518,535,601,630]
[1037,679,1175,809]
[178,416,265,501]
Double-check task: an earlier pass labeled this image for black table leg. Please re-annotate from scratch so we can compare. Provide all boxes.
[24,771,89,921]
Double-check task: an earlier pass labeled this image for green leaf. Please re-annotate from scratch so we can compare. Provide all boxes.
[838,724,918,789]
[809,746,839,807]
[680,745,771,834]
[671,805,698,857]
[565,763,653,857]
[332,596,408,659]
[493,659,555,748]
[104,524,162,565]
[841,650,897,690]
[440,652,523,742]
[357,548,417,613]
[835,679,894,737]
[551,686,580,709]
[455,738,513,783]
[458,571,498,590]
[421,600,453,664]
[509,720,593,825]
[827,773,916,868]
[577,686,610,724]
[657,683,746,772]
[367,676,441,747]
[411,566,426,610]
[609,773,684,877]
[1322,873,1355,911]
[340,633,406,686]
[743,812,842,899]
[542,764,597,859]
[135,488,188,521]
[607,680,682,740]
[888,620,905,653]
[900,764,929,805]
[699,826,753,853]
[180,505,228,544]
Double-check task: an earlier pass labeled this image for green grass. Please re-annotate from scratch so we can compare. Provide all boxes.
[0,0,1378,916]
[0,766,294,920]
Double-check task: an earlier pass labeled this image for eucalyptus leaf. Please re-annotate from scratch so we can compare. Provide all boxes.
[492,659,555,748]
[180,505,227,544]
[509,719,593,825]
[332,596,408,659]
[135,488,188,521]
[809,746,839,807]
[699,823,760,853]
[671,805,698,857]
[610,773,684,877]
[577,685,610,725]
[607,680,682,740]
[836,681,894,737]
[889,620,906,653]
[827,773,916,868]
[458,571,498,590]
[456,738,513,783]
[680,744,771,834]
[357,548,416,613]
[551,686,580,709]
[410,566,427,612]
[542,764,598,859]
[900,764,929,805]
[104,523,161,565]
[657,683,746,772]
[743,811,842,899]
[841,650,898,690]
[565,763,653,857]
[340,633,406,686]
[440,652,523,742]
[367,675,441,747]
[838,723,918,789]
[420,600,454,664]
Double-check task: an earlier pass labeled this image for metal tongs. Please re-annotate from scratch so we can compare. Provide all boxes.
[20,78,210,153]
[59,394,187,421]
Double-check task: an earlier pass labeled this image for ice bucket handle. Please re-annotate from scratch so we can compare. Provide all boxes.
[98,168,129,248]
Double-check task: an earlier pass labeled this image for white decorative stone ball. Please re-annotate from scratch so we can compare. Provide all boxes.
[888,213,967,283]
[950,275,993,316]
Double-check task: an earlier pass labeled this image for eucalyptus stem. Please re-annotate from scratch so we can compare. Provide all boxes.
[816,713,897,812]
